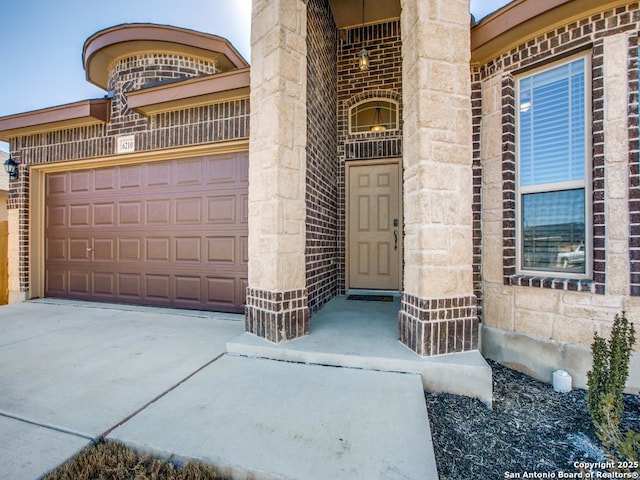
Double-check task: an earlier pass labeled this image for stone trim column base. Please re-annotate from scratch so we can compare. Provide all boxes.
[245,287,310,344]
[399,293,479,356]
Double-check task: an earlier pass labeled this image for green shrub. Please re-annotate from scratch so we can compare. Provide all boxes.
[586,311,638,471]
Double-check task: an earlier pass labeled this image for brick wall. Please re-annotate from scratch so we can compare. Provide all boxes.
[337,20,403,292]
[7,52,249,295]
[477,3,640,362]
[473,3,640,301]
[306,0,339,312]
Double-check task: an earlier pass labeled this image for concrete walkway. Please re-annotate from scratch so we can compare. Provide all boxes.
[0,299,438,480]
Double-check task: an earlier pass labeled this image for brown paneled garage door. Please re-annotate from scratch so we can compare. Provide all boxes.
[45,153,248,313]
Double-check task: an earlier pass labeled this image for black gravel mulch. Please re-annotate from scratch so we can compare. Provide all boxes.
[426,360,640,480]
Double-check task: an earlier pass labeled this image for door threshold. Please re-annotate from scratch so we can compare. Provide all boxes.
[346,289,401,298]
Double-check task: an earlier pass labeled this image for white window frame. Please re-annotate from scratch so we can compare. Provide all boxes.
[348,98,399,135]
[515,53,592,279]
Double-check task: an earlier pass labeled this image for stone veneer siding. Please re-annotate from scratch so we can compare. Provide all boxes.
[7,51,249,297]
[305,0,339,313]
[399,0,477,357]
[629,33,640,295]
[477,3,640,355]
[246,0,309,343]
[336,20,403,293]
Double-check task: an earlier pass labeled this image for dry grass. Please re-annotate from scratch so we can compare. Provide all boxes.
[43,441,231,480]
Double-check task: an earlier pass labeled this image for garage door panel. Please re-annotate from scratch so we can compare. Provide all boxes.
[176,158,203,186]
[93,239,115,261]
[206,155,235,184]
[93,272,115,295]
[206,277,236,305]
[69,239,90,260]
[46,270,67,295]
[175,237,202,262]
[118,273,142,297]
[69,271,90,295]
[70,204,90,226]
[146,275,171,299]
[119,238,142,261]
[45,153,248,312]
[207,196,236,224]
[47,206,67,228]
[119,202,142,225]
[46,238,66,261]
[147,200,171,224]
[95,168,116,191]
[176,198,203,224]
[120,165,143,189]
[70,171,91,192]
[146,162,171,188]
[47,173,67,194]
[176,276,202,301]
[94,203,116,226]
[207,236,235,263]
[146,238,171,262]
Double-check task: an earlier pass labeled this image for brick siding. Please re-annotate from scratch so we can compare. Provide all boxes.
[337,20,403,293]
[306,0,339,313]
[7,52,249,295]
[473,3,640,300]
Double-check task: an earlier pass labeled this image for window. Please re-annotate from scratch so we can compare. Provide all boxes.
[349,99,398,134]
[517,56,590,277]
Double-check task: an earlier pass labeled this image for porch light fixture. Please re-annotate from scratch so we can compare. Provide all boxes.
[358,0,369,71]
[370,107,386,132]
[3,156,19,181]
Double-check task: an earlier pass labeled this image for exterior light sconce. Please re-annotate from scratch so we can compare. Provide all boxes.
[370,107,386,132]
[358,48,370,71]
[358,0,369,71]
[4,157,19,181]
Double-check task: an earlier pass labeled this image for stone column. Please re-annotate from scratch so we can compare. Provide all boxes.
[398,0,478,356]
[246,0,309,343]
[603,33,630,296]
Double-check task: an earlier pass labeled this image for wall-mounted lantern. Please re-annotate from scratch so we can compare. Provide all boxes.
[4,157,19,181]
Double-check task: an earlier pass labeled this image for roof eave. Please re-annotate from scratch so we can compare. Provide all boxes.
[0,98,111,142]
[126,67,251,115]
[470,0,629,65]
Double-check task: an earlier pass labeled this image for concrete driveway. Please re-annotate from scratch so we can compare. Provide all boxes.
[0,299,244,479]
[0,299,437,480]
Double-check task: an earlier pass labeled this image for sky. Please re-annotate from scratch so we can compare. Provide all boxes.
[0,0,512,152]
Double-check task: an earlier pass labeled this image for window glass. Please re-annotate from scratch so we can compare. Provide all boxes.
[350,100,398,133]
[517,57,589,277]
[522,189,585,273]
[519,58,585,187]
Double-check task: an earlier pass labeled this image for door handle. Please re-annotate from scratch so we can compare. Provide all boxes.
[87,247,94,252]
[393,229,398,251]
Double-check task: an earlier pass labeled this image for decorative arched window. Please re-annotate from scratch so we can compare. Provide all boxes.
[349,99,398,134]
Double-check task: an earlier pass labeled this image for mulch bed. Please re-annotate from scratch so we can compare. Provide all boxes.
[426,360,640,480]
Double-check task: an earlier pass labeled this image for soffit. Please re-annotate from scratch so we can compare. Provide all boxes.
[471,0,631,65]
[328,0,401,29]
[0,99,110,142]
[83,23,249,91]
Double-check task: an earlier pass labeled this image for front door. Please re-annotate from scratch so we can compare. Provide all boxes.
[348,162,401,290]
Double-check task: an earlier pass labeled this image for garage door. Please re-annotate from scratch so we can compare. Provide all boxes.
[45,153,248,313]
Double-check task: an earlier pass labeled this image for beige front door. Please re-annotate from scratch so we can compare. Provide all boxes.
[348,162,401,290]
